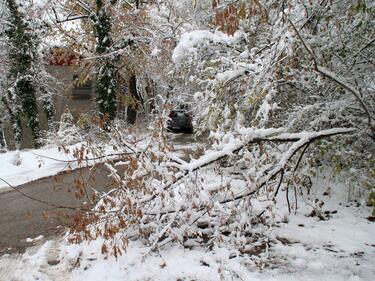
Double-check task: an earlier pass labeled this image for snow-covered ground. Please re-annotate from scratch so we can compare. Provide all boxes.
[1,175,374,281]
[0,146,77,191]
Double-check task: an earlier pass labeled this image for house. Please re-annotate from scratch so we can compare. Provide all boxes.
[46,47,96,121]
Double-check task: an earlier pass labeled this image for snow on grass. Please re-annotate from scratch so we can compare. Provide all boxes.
[0,239,256,281]
[0,143,124,191]
[0,146,76,191]
[268,173,375,281]
[0,133,201,191]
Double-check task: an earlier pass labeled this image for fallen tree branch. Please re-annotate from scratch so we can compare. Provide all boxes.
[52,7,89,24]
[144,127,355,212]
[273,168,284,198]
[354,36,375,58]
[30,151,132,164]
[219,127,355,204]
[69,127,356,251]
[315,65,373,127]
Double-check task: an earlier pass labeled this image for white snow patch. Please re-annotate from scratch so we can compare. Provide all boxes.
[172,30,242,65]
[0,143,126,191]
[26,235,44,243]
[0,146,75,190]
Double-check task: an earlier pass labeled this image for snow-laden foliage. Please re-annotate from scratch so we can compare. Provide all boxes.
[172,0,374,188]
[45,0,185,124]
[45,0,217,124]
[42,108,83,146]
[0,0,56,148]
[63,113,354,259]
[62,0,375,258]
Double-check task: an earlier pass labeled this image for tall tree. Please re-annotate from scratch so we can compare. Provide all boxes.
[3,0,41,147]
[1,0,55,148]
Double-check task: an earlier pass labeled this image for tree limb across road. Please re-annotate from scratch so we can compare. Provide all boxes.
[142,127,355,209]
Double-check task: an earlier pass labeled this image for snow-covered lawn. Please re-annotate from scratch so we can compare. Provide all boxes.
[0,147,77,191]
[1,177,374,281]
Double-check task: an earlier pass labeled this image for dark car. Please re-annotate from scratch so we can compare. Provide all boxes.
[167,109,193,134]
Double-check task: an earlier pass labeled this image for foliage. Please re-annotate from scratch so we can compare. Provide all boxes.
[42,108,83,146]
[92,0,118,122]
[0,0,56,148]
[63,117,353,260]
[172,0,375,190]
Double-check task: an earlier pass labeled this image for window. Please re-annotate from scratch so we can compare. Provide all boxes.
[72,74,93,100]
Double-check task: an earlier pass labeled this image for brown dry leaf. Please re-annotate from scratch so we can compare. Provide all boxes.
[25,210,32,219]
[42,210,50,221]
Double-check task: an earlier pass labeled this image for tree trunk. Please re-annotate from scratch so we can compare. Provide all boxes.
[127,75,143,125]
[0,124,6,151]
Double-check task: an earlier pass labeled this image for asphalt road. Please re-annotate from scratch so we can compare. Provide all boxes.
[0,133,202,256]
[0,165,112,255]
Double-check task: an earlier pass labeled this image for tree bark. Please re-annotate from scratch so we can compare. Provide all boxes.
[127,75,143,124]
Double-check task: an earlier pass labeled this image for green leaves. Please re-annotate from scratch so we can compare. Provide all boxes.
[351,0,367,14]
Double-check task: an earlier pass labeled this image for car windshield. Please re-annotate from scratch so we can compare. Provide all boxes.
[175,112,185,117]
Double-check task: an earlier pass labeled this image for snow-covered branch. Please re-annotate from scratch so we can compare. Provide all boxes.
[288,17,374,128]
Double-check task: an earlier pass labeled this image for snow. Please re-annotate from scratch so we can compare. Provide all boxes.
[179,127,282,172]
[172,29,243,65]
[0,133,371,281]
[0,128,372,281]
[151,47,161,57]
[178,128,354,175]
[0,134,201,191]
[256,100,273,124]
[1,0,373,278]
[0,146,75,191]
[216,68,247,83]
[0,176,374,280]
[0,143,127,191]
[269,175,375,281]
[26,235,44,243]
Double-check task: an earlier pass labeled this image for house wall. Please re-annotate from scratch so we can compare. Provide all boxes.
[47,65,96,121]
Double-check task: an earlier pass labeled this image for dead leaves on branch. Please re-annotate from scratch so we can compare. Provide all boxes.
[211,0,269,35]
